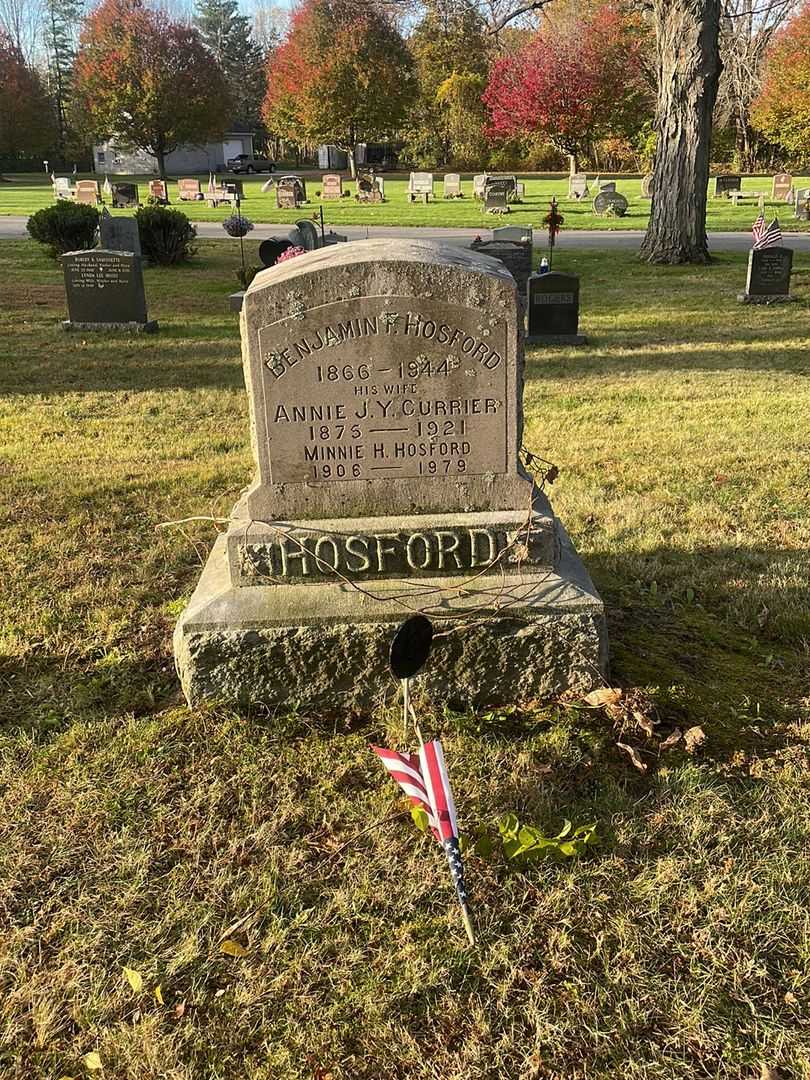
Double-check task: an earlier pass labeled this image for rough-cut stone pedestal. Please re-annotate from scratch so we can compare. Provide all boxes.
[174,524,606,710]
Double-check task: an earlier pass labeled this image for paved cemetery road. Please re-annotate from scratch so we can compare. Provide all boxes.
[3,215,810,251]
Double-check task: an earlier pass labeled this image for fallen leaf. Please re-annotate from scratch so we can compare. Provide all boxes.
[174,1001,186,1019]
[634,708,655,738]
[122,966,143,993]
[784,991,797,1004]
[659,727,683,751]
[684,726,707,753]
[83,1051,102,1072]
[219,939,248,957]
[132,1009,141,1024]
[617,742,647,772]
[214,988,226,998]
[584,687,623,708]
[154,984,164,1005]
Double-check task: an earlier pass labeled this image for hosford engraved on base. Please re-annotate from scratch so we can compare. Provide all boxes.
[257,296,508,484]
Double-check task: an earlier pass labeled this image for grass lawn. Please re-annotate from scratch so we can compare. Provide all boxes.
[1,238,810,1079]
[3,171,810,232]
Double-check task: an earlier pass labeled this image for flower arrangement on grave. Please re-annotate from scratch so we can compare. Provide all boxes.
[222,213,254,238]
[275,245,305,263]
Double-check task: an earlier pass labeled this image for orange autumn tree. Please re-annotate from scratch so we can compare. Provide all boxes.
[72,0,230,177]
[263,0,414,176]
[752,1,810,164]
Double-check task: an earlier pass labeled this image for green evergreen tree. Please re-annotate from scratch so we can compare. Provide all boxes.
[194,0,267,130]
[43,0,84,162]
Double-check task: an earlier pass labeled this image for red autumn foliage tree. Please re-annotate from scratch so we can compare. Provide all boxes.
[264,0,414,176]
[0,29,55,163]
[482,4,652,170]
[752,1,810,164]
[72,0,230,177]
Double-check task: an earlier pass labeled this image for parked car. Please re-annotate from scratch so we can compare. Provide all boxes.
[227,153,275,174]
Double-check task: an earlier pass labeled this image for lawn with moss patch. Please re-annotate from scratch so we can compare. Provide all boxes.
[4,172,810,232]
[1,240,809,1079]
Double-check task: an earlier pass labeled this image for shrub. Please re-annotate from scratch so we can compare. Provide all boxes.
[26,200,99,258]
[134,205,197,265]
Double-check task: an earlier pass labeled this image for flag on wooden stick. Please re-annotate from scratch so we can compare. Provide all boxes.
[373,739,474,944]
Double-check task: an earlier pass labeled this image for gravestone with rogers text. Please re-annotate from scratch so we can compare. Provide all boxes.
[174,239,606,710]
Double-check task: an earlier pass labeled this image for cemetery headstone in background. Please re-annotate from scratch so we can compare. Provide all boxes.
[715,174,741,197]
[568,174,589,200]
[794,188,810,220]
[321,174,343,200]
[408,172,434,203]
[148,180,169,204]
[292,219,320,251]
[641,174,654,198]
[99,208,141,255]
[596,180,616,194]
[772,172,793,201]
[473,174,487,200]
[276,176,306,209]
[484,178,512,214]
[75,180,100,205]
[444,173,462,198]
[527,270,585,344]
[62,249,157,332]
[356,172,383,203]
[593,191,628,217]
[173,238,606,710]
[112,183,139,209]
[493,225,532,243]
[468,236,532,308]
[178,178,202,201]
[738,246,794,304]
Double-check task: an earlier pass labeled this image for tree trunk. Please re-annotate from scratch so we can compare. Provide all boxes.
[640,0,722,264]
[155,145,167,179]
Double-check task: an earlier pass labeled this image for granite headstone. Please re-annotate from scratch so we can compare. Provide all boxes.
[527,271,585,344]
[62,249,157,331]
[739,246,794,304]
[173,239,606,709]
[99,208,141,255]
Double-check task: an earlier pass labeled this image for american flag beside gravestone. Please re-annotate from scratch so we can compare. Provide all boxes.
[739,214,793,304]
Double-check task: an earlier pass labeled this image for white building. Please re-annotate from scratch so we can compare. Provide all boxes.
[93,132,254,175]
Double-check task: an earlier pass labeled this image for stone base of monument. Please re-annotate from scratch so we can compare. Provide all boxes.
[228,291,245,313]
[736,293,796,305]
[62,319,159,332]
[174,522,607,711]
[526,333,588,345]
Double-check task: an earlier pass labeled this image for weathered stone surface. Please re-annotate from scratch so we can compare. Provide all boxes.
[174,526,607,710]
[240,239,530,521]
[226,502,558,585]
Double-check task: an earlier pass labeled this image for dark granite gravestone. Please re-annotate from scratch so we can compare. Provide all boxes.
[715,174,741,197]
[484,178,511,213]
[61,249,157,331]
[592,191,628,216]
[276,176,306,209]
[224,179,244,198]
[596,180,616,194]
[173,239,607,710]
[738,246,794,304]
[292,218,320,251]
[356,172,383,203]
[99,208,141,255]
[259,238,293,267]
[527,271,586,344]
[112,183,139,209]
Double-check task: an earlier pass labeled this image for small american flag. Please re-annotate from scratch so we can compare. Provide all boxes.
[752,214,782,249]
[373,740,474,943]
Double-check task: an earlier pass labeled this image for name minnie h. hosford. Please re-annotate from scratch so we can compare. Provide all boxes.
[256,298,510,486]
